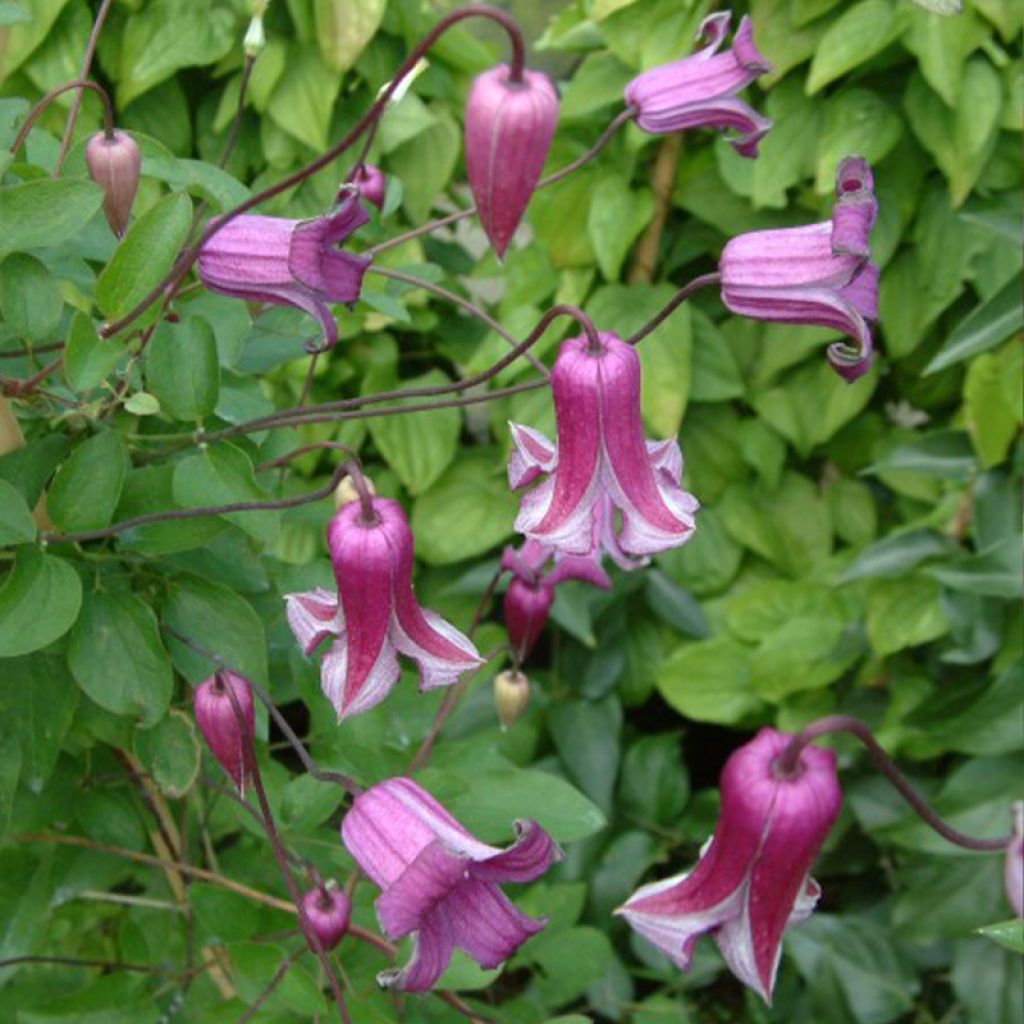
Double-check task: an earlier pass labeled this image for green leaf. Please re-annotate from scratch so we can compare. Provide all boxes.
[162,576,268,684]
[928,536,1020,599]
[227,942,326,1015]
[64,312,129,391]
[444,769,606,843]
[644,570,710,638]
[0,654,78,791]
[689,309,744,401]
[814,89,902,192]
[841,528,955,581]
[0,733,19,839]
[190,884,263,942]
[925,274,1024,373]
[134,710,200,798]
[526,926,613,1007]
[390,107,460,225]
[806,0,902,94]
[412,451,518,565]
[0,477,35,545]
[0,548,82,657]
[0,178,102,257]
[124,391,161,416]
[619,733,689,826]
[68,590,174,727]
[963,345,1022,468]
[866,576,950,655]
[903,4,986,106]
[560,52,634,120]
[656,637,762,724]
[314,0,386,72]
[866,429,976,480]
[976,920,1024,955]
[46,430,128,532]
[96,192,192,321]
[587,174,654,281]
[904,62,1002,205]
[366,369,460,495]
[146,317,220,422]
[952,935,1024,1024]
[0,253,62,341]
[548,698,622,813]
[656,506,743,597]
[172,443,280,545]
[267,43,343,151]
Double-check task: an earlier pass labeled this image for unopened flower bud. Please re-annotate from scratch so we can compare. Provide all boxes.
[301,883,351,950]
[353,164,386,210]
[493,669,530,730]
[464,65,558,259]
[1006,801,1024,918]
[193,670,254,794]
[84,129,141,239]
[243,14,266,58]
[334,472,376,510]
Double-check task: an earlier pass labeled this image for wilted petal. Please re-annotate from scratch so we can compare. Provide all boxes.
[285,587,344,655]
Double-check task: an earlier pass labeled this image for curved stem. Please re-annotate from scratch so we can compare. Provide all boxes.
[256,441,359,473]
[54,0,115,174]
[343,459,378,524]
[626,272,720,346]
[11,80,114,158]
[42,460,350,546]
[219,55,256,171]
[97,4,528,340]
[775,715,1012,853]
[1,355,64,397]
[366,106,637,258]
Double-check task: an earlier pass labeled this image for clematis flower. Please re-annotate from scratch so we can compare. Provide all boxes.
[285,496,482,720]
[197,192,371,350]
[719,156,879,381]
[464,64,559,258]
[501,539,610,662]
[300,883,351,951]
[508,331,698,566]
[341,776,559,991]
[352,163,386,210]
[193,670,254,794]
[616,728,841,1003]
[625,12,771,156]
[85,129,141,238]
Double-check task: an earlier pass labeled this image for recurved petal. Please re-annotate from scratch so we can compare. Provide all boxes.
[320,633,400,720]
[285,587,344,655]
[546,553,612,590]
[508,423,557,489]
[377,911,455,992]
[447,879,546,968]
[471,820,561,884]
[392,605,483,691]
[376,840,468,939]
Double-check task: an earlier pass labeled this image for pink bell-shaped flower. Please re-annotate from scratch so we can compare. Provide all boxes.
[501,539,610,662]
[193,670,254,794]
[625,12,771,156]
[464,64,558,258]
[719,156,879,381]
[617,727,841,1003]
[84,129,142,238]
[197,192,371,350]
[341,777,559,991]
[300,883,351,951]
[285,497,482,720]
[508,331,698,566]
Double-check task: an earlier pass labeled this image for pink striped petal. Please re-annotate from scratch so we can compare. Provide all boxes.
[376,841,468,939]
[378,912,455,992]
[285,588,344,655]
[508,423,557,489]
[446,879,546,968]
[471,820,561,884]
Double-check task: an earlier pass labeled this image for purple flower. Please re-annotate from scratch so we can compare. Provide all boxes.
[617,728,841,1003]
[85,129,141,238]
[465,64,559,258]
[625,12,771,156]
[193,670,254,794]
[1006,802,1024,918]
[720,156,879,381]
[285,496,482,720]
[341,777,559,991]
[197,193,371,350]
[501,540,610,662]
[508,331,698,566]
[300,883,351,951]
[353,163,386,210]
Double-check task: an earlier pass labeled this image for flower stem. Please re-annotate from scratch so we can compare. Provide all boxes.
[10,80,114,158]
[626,272,720,346]
[774,715,1012,853]
[97,4,528,340]
[343,459,378,524]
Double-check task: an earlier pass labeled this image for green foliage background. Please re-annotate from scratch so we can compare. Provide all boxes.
[0,0,1022,1021]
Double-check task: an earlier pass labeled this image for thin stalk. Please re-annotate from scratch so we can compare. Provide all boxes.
[11,80,114,158]
[54,0,115,174]
[626,273,720,345]
[235,948,303,1024]
[1,355,65,397]
[97,5,528,340]
[220,55,256,170]
[774,715,1012,853]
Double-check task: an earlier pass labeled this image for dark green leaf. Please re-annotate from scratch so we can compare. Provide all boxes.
[46,430,128,532]
[0,548,82,657]
[0,179,103,256]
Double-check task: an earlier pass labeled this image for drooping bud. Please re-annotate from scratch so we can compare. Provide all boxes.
[503,577,554,663]
[493,669,531,730]
[243,14,266,59]
[334,472,376,510]
[353,163,386,210]
[300,883,351,951]
[1006,801,1024,918]
[464,65,558,259]
[193,670,254,794]
[84,129,142,239]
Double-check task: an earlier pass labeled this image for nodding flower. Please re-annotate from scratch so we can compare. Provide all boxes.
[509,331,698,567]
[625,12,772,156]
[341,777,560,991]
[193,670,254,795]
[617,728,841,1003]
[719,156,879,381]
[197,191,371,351]
[285,496,482,720]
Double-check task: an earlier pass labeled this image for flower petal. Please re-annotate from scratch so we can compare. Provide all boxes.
[284,588,344,655]
[508,423,557,489]
[446,879,546,968]
[471,820,561,884]
[376,840,467,939]
[377,912,455,993]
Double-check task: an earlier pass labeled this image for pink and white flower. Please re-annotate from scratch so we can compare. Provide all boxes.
[285,497,481,720]
[341,777,559,991]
